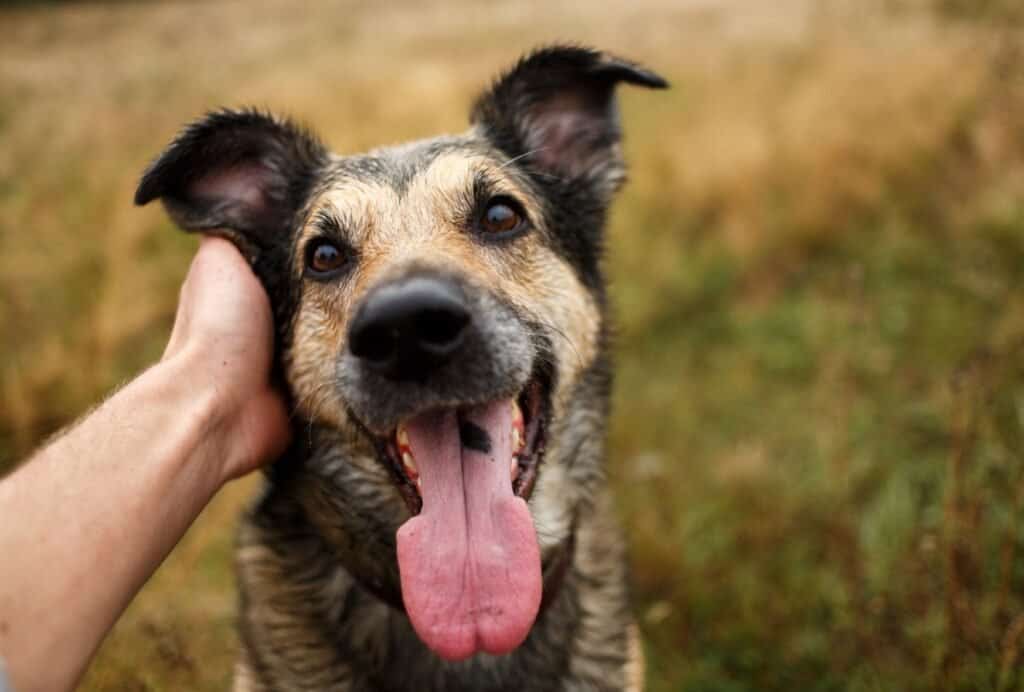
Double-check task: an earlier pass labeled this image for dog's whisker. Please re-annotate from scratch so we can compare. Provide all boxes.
[498,147,548,170]
[290,381,335,435]
[306,410,317,448]
[530,319,587,371]
[520,162,570,184]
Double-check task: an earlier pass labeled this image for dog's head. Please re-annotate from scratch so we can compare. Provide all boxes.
[136,46,665,661]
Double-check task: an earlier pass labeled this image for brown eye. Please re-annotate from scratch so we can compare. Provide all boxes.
[480,197,527,236]
[306,239,346,276]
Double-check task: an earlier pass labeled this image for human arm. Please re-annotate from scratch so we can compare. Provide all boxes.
[0,237,290,692]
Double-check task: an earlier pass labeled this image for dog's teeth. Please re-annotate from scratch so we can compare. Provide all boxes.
[402,451,418,479]
[510,399,526,480]
[396,425,415,485]
[511,399,525,456]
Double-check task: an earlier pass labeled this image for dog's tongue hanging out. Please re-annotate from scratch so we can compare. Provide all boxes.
[396,399,542,661]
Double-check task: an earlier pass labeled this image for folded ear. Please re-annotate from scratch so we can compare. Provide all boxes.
[134,109,327,260]
[471,46,667,197]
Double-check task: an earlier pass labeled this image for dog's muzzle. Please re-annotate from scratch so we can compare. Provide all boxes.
[336,270,552,660]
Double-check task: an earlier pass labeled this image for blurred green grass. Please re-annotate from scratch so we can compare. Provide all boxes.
[3,1,1024,690]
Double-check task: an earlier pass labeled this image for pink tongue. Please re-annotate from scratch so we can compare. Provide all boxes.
[396,400,542,661]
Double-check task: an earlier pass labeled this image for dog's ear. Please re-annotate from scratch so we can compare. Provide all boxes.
[471,46,667,197]
[134,109,327,260]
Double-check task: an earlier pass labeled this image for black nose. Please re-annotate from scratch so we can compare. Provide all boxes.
[348,276,471,380]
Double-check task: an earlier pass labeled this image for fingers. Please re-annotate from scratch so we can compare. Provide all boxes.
[194,236,273,332]
[166,235,273,351]
[195,236,263,295]
[164,235,288,481]
[196,235,249,275]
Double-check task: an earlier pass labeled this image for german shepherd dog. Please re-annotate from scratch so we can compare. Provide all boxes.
[135,46,665,691]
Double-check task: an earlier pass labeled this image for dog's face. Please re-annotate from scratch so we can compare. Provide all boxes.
[137,46,664,662]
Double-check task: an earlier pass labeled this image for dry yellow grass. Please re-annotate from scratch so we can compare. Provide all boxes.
[3,1,1024,690]
[3,0,1007,459]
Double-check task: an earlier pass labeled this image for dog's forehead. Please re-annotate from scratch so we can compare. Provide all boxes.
[304,135,542,245]
[322,135,489,194]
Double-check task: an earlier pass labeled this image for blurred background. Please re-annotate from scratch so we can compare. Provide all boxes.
[3,1,1024,690]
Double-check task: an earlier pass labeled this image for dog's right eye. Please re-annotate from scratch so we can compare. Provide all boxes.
[305,239,347,278]
[477,196,529,239]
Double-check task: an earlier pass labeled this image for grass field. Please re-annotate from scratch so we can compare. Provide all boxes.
[3,1,1024,690]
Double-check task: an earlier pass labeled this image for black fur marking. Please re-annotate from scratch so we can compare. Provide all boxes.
[459,419,492,454]
[470,45,667,181]
[470,45,667,293]
[134,108,327,244]
[328,139,474,197]
[134,108,329,355]
[312,208,344,236]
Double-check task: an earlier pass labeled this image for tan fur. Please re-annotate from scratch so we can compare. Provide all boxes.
[287,153,601,435]
[626,623,646,692]
[232,657,257,692]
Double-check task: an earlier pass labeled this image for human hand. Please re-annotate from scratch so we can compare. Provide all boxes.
[163,236,291,481]
[0,237,293,691]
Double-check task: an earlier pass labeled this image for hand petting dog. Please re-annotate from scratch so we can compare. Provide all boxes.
[0,238,287,692]
[162,236,291,481]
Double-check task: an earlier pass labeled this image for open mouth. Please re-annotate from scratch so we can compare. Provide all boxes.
[367,369,551,661]
[377,373,549,516]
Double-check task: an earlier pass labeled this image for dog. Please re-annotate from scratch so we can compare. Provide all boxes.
[135,45,666,691]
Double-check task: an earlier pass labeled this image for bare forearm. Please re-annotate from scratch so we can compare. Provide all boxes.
[0,350,230,692]
[0,238,288,690]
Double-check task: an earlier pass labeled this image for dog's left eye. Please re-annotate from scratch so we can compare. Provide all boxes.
[479,197,528,237]
[306,239,347,277]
